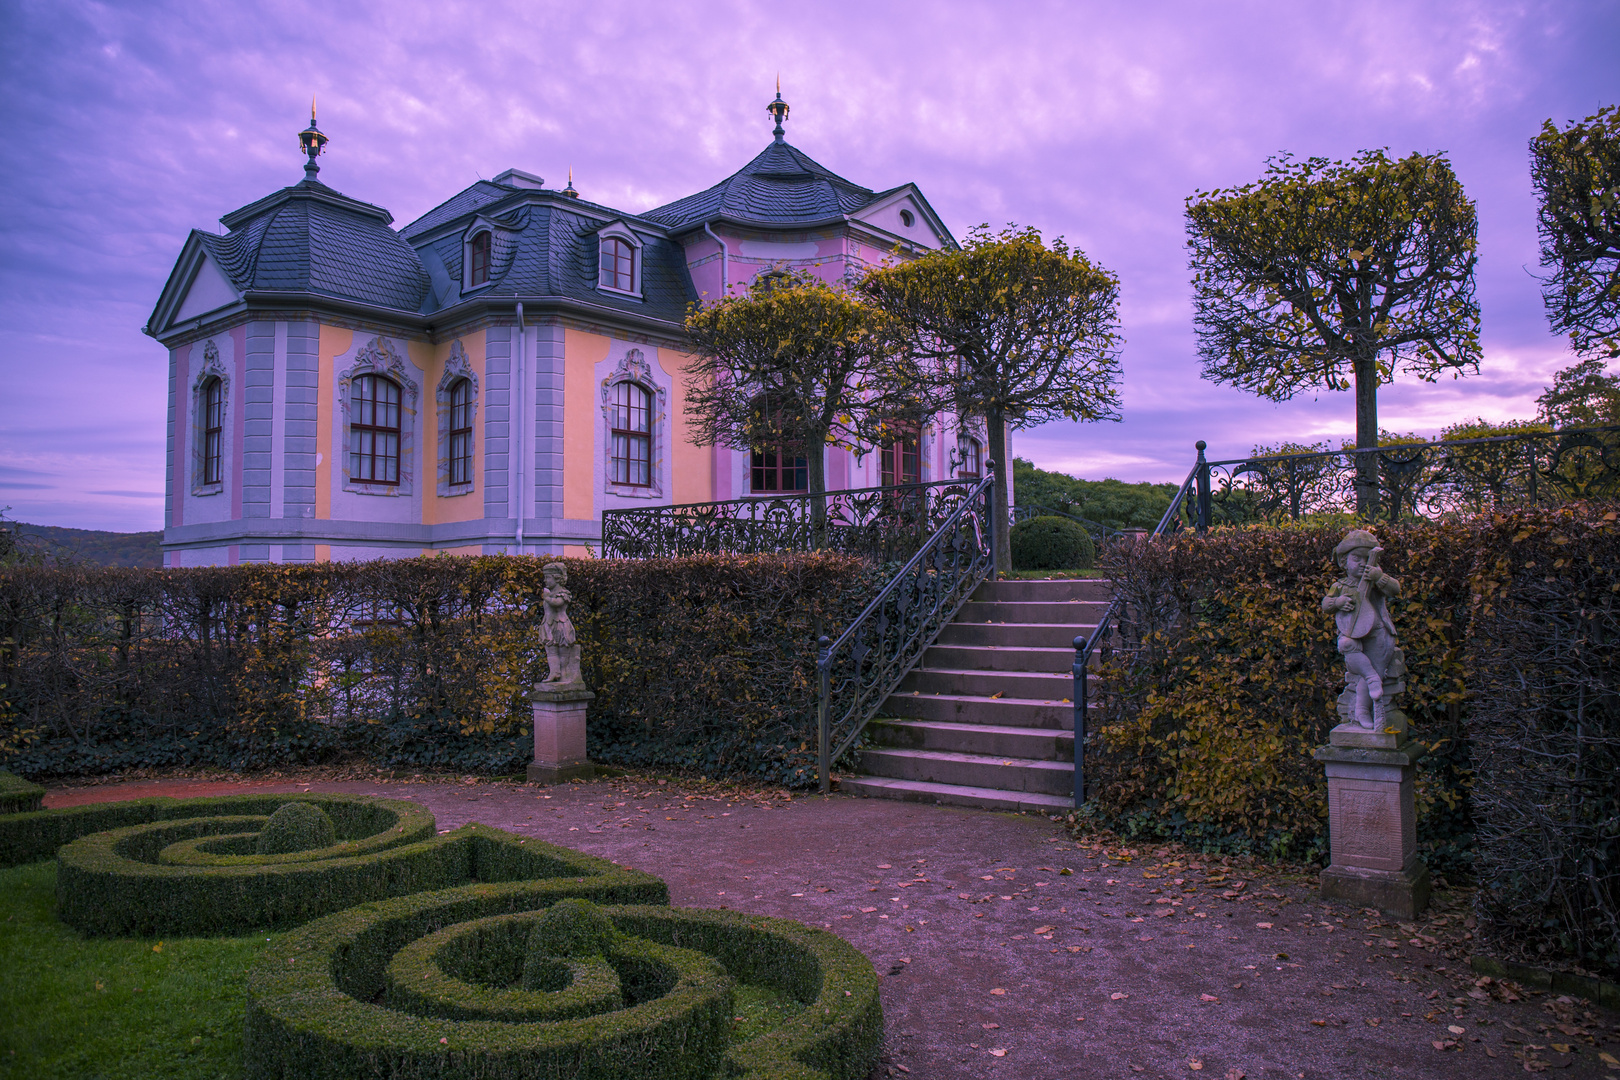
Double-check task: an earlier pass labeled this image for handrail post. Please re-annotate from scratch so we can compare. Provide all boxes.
[985,459,999,576]
[816,635,831,794]
[1073,633,1088,808]
[1195,440,1211,533]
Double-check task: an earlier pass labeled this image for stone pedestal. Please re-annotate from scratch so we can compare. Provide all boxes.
[1313,715,1430,919]
[527,685,596,785]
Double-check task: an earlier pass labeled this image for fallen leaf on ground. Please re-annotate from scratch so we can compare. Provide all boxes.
[981,1022,999,1030]
[988,1049,1006,1057]
[1110,992,1129,1000]
[990,988,1007,995]
[1447,1025,1465,1035]
[1188,1061,1203,1071]
[1200,994,1219,1002]
[1225,1071,1246,1080]
[1256,922,1273,929]
[1032,925,1055,934]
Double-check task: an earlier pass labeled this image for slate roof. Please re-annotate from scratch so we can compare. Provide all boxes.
[643,140,880,232]
[201,180,430,313]
[398,180,513,241]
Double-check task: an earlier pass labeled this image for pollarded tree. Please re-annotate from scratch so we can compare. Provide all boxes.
[683,269,923,532]
[1186,149,1480,516]
[1532,104,1620,360]
[860,226,1124,572]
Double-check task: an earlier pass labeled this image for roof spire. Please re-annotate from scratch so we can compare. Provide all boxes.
[562,166,579,198]
[297,97,328,182]
[766,76,789,144]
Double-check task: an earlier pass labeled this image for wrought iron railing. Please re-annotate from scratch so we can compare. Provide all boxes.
[601,478,985,562]
[816,470,997,792]
[1159,425,1620,532]
[1010,502,1124,550]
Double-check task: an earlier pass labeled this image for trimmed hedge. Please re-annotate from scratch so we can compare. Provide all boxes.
[245,893,883,1080]
[0,793,665,936]
[1011,515,1096,569]
[256,801,336,854]
[0,769,43,814]
[0,553,875,786]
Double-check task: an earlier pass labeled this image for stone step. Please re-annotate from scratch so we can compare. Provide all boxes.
[970,578,1112,603]
[922,644,1076,673]
[935,622,1098,649]
[898,666,1071,699]
[880,691,1077,729]
[859,747,1074,796]
[956,600,1109,625]
[837,776,1074,814]
[868,718,1074,759]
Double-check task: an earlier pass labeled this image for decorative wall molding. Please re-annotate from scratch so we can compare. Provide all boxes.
[599,347,667,499]
[338,336,420,497]
[189,339,229,498]
[436,339,478,498]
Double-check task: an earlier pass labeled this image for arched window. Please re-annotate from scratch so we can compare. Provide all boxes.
[469,232,492,287]
[202,376,224,485]
[599,236,635,292]
[447,377,474,486]
[609,381,652,486]
[350,374,402,484]
[956,433,982,479]
[880,423,922,487]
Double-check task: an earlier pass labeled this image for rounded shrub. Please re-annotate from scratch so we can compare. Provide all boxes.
[254,802,337,855]
[1011,515,1096,570]
[529,897,621,959]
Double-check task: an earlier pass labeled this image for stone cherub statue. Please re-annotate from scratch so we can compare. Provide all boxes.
[1321,529,1408,730]
[537,562,584,688]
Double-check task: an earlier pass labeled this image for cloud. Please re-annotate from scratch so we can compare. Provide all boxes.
[0,0,1612,528]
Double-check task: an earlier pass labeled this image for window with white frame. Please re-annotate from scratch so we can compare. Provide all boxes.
[609,380,652,486]
[447,378,474,486]
[350,374,402,485]
[595,222,642,296]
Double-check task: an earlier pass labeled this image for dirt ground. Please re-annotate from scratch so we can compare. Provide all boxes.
[42,773,1620,1079]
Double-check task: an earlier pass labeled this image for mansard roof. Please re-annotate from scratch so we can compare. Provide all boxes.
[200,179,431,312]
[643,140,883,232]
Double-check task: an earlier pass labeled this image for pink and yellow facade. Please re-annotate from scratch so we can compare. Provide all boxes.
[146,98,968,565]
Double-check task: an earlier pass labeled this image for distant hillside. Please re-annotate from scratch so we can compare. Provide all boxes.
[12,522,164,567]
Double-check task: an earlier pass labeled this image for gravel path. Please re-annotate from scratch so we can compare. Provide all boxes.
[44,774,1620,1079]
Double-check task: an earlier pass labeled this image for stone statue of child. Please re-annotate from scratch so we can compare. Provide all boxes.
[538,562,584,688]
[1321,529,1407,730]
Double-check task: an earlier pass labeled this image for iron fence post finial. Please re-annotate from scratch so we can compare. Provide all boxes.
[1195,441,1211,534]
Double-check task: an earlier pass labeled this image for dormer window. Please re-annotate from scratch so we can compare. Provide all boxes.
[600,237,634,291]
[595,223,643,297]
[469,231,492,287]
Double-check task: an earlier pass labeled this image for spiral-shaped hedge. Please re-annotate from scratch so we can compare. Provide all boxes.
[0,793,665,936]
[245,890,883,1080]
[0,791,883,1079]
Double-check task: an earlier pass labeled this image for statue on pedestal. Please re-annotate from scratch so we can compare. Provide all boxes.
[538,562,583,689]
[1321,528,1407,730]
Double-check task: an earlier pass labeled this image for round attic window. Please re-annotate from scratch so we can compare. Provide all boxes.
[899,209,915,228]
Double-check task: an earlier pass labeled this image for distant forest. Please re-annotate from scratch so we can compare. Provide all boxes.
[8,522,163,567]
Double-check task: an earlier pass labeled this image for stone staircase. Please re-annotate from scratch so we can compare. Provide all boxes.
[840,578,1109,813]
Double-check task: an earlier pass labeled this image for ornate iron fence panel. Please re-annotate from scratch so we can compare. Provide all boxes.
[1157,426,1620,531]
[601,479,984,562]
[816,473,995,791]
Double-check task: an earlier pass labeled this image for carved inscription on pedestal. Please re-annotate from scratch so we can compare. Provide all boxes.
[1329,779,1405,872]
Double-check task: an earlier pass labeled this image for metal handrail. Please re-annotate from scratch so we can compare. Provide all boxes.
[600,477,985,561]
[816,467,997,792]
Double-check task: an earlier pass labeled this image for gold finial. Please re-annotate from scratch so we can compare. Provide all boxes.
[298,99,328,181]
[562,166,579,198]
[767,78,789,144]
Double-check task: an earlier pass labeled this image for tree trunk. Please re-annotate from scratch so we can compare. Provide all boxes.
[1353,358,1380,519]
[987,408,1011,574]
[807,434,828,550]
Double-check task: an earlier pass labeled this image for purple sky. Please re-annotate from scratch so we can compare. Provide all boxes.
[2,1,1616,531]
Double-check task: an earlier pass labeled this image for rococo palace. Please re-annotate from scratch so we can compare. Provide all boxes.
[146,91,984,565]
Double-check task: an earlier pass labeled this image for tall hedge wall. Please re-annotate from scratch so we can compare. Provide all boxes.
[1093,504,1617,976]
[0,553,873,787]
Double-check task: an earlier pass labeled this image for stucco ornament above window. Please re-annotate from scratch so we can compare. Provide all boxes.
[190,339,229,498]
[600,348,667,498]
[338,336,420,496]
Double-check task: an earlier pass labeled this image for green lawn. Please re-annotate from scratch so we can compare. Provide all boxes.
[0,861,274,1080]
[0,861,810,1079]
